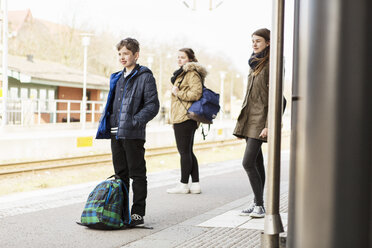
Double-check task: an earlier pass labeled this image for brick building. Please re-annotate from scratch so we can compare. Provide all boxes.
[1,54,108,124]
[0,9,109,125]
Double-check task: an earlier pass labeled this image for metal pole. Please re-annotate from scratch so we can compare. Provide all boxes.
[158,55,162,106]
[67,101,71,123]
[293,0,371,247]
[231,74,240,119]
[230,78,233,119]
[37,100,41,124]
[1,0,8,127]
[91,102,95,123]
[81,35,90,129]
[82,45,88,128]
[287,0,300,246]
[261,0,285,246]
[53,101,57,123]
[219,71,226,120]
[147,55,153,70]
[21,99,24,126]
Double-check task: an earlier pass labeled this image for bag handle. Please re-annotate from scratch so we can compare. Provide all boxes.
[107,174,121,180]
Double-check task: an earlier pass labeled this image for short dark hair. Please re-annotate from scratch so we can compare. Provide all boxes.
[179,48,198,62]
[116,38,140,54]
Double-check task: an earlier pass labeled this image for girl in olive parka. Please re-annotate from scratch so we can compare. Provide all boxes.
[233,28,271,218]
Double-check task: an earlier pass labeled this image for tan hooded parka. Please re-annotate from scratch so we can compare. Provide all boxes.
[170,62,207,124]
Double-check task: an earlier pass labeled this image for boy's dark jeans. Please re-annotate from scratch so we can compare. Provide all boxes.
[111,136,147,216]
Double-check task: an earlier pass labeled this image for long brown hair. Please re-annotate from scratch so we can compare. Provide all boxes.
[179,48,198,62]
[252,28,270,76]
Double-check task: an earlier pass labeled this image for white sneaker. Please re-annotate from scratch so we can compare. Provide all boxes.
[250,206,266,218]
[239,202,256,216]
[166,183,189,194]
[189,182,201,194]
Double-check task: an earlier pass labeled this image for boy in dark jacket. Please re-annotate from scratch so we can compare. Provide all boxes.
[96,38,159,227]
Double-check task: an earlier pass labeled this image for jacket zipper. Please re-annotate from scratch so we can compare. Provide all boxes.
[115,70,138,139]
[103,72,122,119]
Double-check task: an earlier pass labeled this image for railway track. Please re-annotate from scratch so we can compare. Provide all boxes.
[0,139,244,176]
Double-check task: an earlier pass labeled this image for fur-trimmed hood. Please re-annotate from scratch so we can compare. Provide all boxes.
[183,62,208,81]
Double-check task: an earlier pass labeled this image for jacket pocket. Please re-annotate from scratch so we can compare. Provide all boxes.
[132,115,144,129]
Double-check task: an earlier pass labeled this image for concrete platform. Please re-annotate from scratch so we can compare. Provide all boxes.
[0,151,290,248]
[123,184,289,248]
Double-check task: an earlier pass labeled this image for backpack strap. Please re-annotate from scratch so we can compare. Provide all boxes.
[201,124,211,140]
[175,73,190,112]
[177,95,189,112]
[177,73,187,86]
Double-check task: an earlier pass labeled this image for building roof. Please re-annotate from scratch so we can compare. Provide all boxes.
[8,9,33,35]
[6,10,109,90]
[4,54,109,90]
[9,9,73,37]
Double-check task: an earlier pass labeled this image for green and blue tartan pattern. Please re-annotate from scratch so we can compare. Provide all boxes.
[80,179,127,229]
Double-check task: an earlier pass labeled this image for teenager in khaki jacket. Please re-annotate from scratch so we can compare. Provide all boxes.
[233,28,270,218]
[167,48,207,194]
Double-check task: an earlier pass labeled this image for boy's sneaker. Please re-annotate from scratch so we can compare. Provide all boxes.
[128,214,144,227]
[250,206,266,218]
[239,202,256,216]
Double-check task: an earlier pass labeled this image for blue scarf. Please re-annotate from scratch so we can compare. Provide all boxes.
[248,47,269,70]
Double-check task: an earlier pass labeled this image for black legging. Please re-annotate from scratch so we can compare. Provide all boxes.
[242,137,265,206]
[173,120,199,184]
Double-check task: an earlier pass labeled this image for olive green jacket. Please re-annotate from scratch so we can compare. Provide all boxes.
[233,63,269,142]
[170,62,207,124]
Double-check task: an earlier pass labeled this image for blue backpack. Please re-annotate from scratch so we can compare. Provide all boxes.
[187,87,220,124]
[177,72,220,139]
[177,72,220,125]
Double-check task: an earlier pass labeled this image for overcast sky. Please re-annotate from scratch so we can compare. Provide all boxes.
[8,0,294,77]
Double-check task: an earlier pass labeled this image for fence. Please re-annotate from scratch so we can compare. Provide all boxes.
[0,98,105,125]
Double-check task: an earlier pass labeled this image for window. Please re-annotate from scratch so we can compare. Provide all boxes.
[29,89,38,111]
[48,89,55,111]
[21,88,28,99]
[48,89,55,100]
[86,91,91,110]
[30,88,38,99]
[39,89,47,111]
[10,87,18,99]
